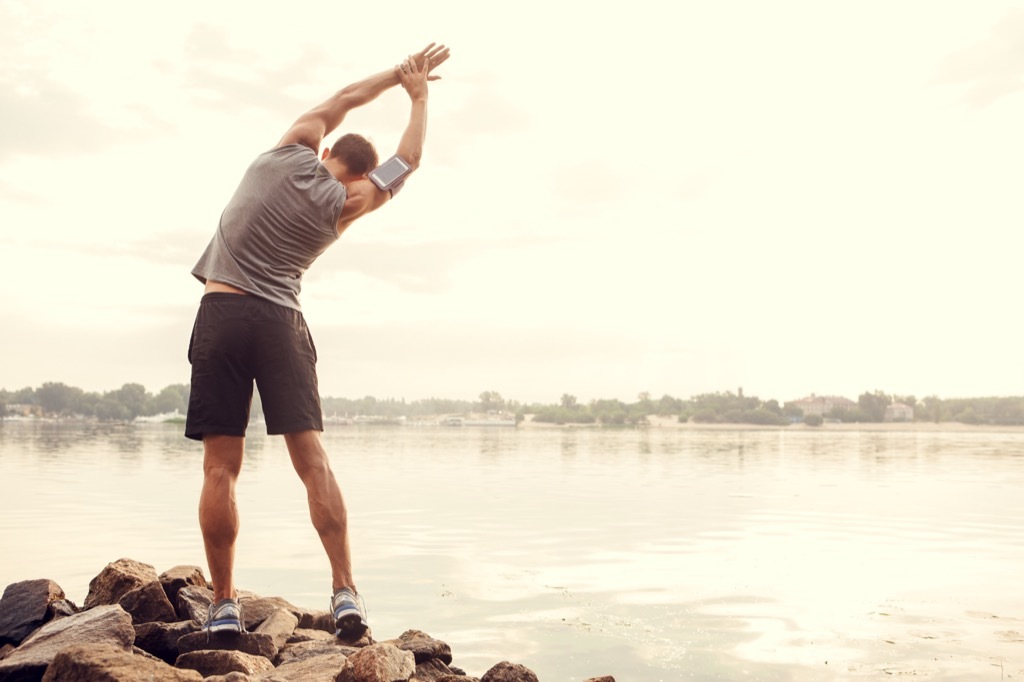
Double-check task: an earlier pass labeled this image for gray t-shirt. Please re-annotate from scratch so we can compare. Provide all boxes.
[192,144,347,310]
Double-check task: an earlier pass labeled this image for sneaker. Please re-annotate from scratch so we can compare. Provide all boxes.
[204,597,245,634]
[331,587,368,640]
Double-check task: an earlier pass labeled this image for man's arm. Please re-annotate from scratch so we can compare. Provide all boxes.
[336,54,435,231]
[278,43,450,152]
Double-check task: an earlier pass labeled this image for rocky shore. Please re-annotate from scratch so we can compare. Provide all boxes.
[0,558,614,682]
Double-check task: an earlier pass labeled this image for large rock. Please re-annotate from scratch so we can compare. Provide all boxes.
[261,652,353,681]
[275,639,359,666]
[238,596,301,631]
[480,661,539,682]
[175,585,215,623]
[388,630,452,665]
[176,649,275,677]
[84,559,159,609]
[0,580,65,647]
[158,566,208,606]
[347,643,415,682]
[40,642,202,681]
[0,604,134,682]
[134,620,200,663]
[118,580,178,625]
[177,630,279,661]
[583,677,616,682]
[253,608,298,651]
[413,658,456,681]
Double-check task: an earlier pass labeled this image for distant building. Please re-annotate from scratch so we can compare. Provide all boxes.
[884,403,914,422]
[788,394,857,418]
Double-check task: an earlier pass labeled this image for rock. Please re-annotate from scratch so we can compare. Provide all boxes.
[40,641,203,681]
[0,580,65,647]
[348,642,415,682]
[84,558,159,609]
[583,677,616,682]
[134,620,200,663]
[285,628,337,645]
[413,658,456,681]
[434,676,481,682]
[47,599,79,621]
[0,604,134,682]
[480,661,540,682]
[261,652,353,681]
[203,674,253,682]
[177,630,279,660]
[119,580,178,625]
[176,649,275,677]
[389,630,452,665]
[238,596,301,631]
[275,639,359,666]
[253,607,298,651]
[298,610,336,633]
[158,566,208,605]
[0,645,12,661]
[175,585,215,623]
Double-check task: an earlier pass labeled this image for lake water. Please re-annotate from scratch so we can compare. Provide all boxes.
[1,420,1023,681]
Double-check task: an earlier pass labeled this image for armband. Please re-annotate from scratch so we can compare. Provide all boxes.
[369,155,412,192]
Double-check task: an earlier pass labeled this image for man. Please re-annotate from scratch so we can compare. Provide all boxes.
[184,42,450,642]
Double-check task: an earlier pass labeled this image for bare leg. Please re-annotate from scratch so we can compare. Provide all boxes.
[199,434,244,602]
[284,430,355,592]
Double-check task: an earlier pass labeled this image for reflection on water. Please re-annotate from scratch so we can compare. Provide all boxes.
[2,421,1024,680]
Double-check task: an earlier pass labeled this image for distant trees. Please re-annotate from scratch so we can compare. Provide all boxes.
[4,381,1024,427]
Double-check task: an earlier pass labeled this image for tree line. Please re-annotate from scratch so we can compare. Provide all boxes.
[2,383,1023,427]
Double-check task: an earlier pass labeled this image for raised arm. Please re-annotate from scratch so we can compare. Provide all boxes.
[336,50,445,229]
[278,43,450,152]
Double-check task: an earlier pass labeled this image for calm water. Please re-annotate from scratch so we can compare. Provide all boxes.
[1,420,1023,681]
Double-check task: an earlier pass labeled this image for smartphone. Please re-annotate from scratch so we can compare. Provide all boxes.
[369,155,412,192]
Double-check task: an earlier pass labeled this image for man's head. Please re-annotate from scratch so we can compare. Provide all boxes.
[322,133,378,182]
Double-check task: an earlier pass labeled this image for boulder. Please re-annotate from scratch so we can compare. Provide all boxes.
[388,629,452,665]
[134,620,200,663]
[177,630,279,660]
[583,677,616,682]
[434,676,481,682]
[253,608,298,651]
[176,649,275,677]
[0,604,134,682]
[347,642,415,682]
[119,580,178,625]
[0,580,65,647]
[238,596,301,631]
[285,628,336,645]
[275,639,359,666]
[413,658,456,681]
[47,600,78,621]
[175,585,215,623]
[158,566,208,605]
[261,652,353,681]
[84,559,159,609]
[202,674,252,682]
[480,661,540,682]
[40,641,202,681]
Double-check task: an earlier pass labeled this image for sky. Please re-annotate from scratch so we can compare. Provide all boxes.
[1,1,1022,406]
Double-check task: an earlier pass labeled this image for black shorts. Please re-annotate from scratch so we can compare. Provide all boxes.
[185,293,323,441]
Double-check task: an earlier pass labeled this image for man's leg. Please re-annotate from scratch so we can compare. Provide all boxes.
[199,434,245,602]
[283,430,354,592]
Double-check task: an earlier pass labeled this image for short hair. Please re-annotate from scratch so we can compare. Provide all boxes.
[329,133,378,176]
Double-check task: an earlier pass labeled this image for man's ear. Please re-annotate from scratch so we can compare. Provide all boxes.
[321,147,330,161]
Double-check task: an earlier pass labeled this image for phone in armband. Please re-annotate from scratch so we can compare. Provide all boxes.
[369,155,412,192]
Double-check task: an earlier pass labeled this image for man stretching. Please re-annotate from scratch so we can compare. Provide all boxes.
[184,42,450,641]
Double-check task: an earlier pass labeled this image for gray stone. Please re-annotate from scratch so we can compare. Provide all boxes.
[348,642,415,682]
[134,620,200,663]
[260,652,353,681]
[275,639,359,666]
[253,607,298,651]
[480,661,539,682]
[0,580,65,646]
[238,596,302,631]
[413,658,456,681]
[118,580,178,625]
[388,629,452,665]
[46,600,78,621]
[177,630,279,660]
[175,649,275,677]
[158,566,208,605]
[84,559,159,609]
[40,641,202,681]
[0,605,134,682]
[175,585,214,623]
[285,628,336,645]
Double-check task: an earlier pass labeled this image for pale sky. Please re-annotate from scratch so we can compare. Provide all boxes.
[1,1,1022,405]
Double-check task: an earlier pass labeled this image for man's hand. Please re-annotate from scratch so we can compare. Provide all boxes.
[396,55,430,101]
[408,43,450,81]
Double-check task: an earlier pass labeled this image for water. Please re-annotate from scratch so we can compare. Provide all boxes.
[1,420,1023,681]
